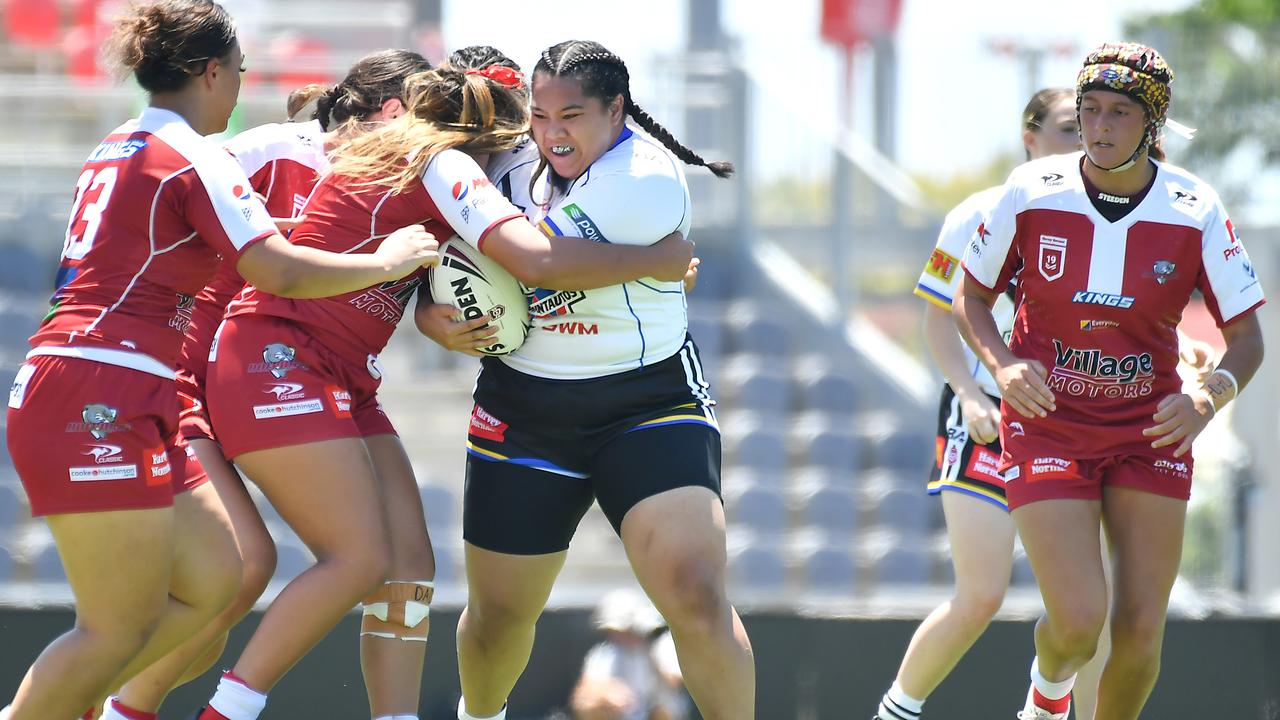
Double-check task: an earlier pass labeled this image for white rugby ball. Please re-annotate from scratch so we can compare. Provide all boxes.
[429,236,530,356]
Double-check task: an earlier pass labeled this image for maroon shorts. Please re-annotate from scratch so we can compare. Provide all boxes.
[1003,453,1193,510]
[205,314,395,459]
[7,355,207,516]
[176,368,216,443]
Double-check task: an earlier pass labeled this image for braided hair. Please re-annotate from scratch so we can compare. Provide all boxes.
[533,40,734,183]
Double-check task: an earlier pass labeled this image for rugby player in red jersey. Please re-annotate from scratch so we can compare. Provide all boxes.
[192,64,692,720]
[104,50,434,720]
[955,43,1264,720]
[0,2,438,719]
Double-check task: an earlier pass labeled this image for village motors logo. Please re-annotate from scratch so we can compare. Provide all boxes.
[1048,339,1154,398]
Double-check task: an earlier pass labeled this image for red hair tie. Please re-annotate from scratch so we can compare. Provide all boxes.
[466,65,526,90]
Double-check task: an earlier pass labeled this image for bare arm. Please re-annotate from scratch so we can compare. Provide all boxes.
[235,225,438,299]
[1146,311,1265,456]
[483,220,693,290]
[953,273,1056,419]
[923,301,1000,443]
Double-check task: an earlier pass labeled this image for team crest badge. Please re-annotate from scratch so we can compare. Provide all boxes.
[1038,235,1068,282]
[82,404,119,440]
[1153,260,1176,285]
[262,343,297,379]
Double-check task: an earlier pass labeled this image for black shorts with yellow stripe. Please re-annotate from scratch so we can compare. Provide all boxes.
[464,336,722,555]
[929,384,1008,510]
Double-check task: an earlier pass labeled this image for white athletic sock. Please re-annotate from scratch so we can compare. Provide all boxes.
[1030,657,1076,700]
[0,705,11,720]
[457,698,506,720]
[208,672,268,720]
[373,716,418,720]
[878,680,924,719]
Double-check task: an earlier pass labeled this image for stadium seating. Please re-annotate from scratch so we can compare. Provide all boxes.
[728,544,786,590]
[799,542,859,593]
[724,483,788,535]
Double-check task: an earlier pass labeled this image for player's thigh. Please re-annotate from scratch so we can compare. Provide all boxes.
[463,456,592,556]
[940,490,1015,597]
[364,433,434,577]
[1101,481,1187,619]
[47,507,176,630]
[191,437,276,577]
[235,438,387,563]
[168,481,241,604]
[593,422,721,538]
[1011,497,1107,621]
[463,542,567,624]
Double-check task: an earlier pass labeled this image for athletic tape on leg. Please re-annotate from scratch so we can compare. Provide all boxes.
[361,580,434,641]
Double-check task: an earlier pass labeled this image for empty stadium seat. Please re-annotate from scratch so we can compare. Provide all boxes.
[872,544,932,586]
[800,484,859,536]
[801,543,858,592]
[871,487,932,536]
[5,0,61,49]
[735,369,793,416]
[724,484,787,534]
[0,483,24,529]
[726,303,792,357]
[795,424,862,474]
[875,428,932,475]
[726,426,789,478]
[728,545,786,589]
[32,543,65,582]
[795,370,858,416]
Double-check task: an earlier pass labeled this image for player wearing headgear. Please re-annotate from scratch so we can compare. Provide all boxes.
[192,60,691,720]
[104,50,434,720]
[452,40,753,720]
[0,2,438,718]
[954,42,1264,720]
[873,88,1102,720]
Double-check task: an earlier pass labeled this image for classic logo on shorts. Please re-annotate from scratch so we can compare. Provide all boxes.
[1007,421,1026,438]
[1049,340,1154,398]
[259,343,298,379]
[79,404,119,440]
[82,444,123,464]
[264,383,306,401]
[1038,235,1067,282]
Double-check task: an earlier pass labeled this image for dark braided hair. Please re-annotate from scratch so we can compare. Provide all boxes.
[300,49,432,131]
[533,40,734,180]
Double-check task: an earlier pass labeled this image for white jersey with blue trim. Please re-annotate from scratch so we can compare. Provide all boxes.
[914,185,1014,398]
[494,126,693,380]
